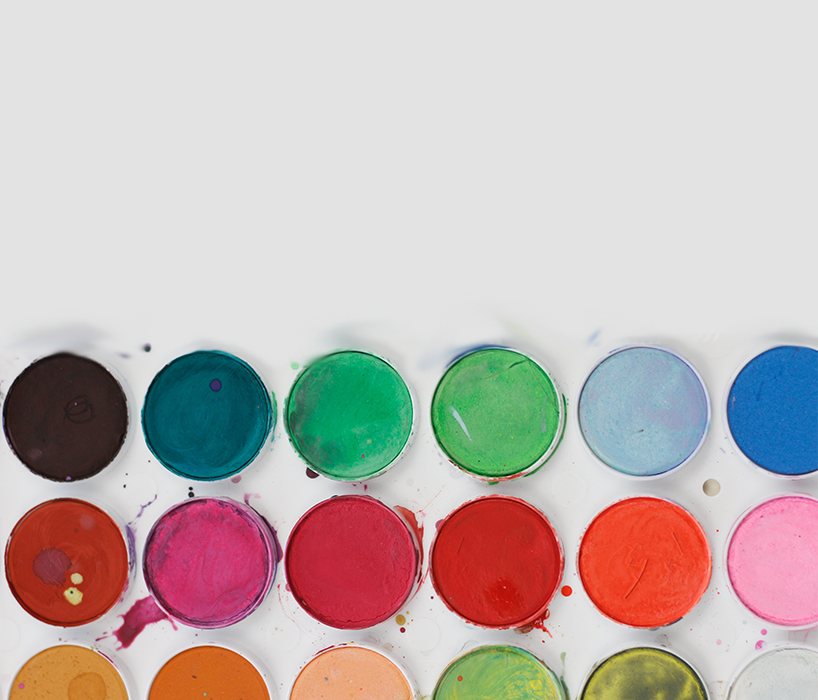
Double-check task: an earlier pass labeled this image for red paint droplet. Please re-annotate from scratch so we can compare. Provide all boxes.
[399,627,405,633]
[761,629,767,635]
[561,585,573,597]
[457,676,463,682]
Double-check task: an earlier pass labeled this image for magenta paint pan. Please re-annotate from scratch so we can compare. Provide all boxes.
[143,497,277,629]
[285,495,421,629]
[726,493,818,628]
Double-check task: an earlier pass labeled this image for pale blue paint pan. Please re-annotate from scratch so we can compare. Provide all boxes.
[578,346,710,477]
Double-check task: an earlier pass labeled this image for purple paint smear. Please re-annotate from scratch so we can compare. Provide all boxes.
[32,547,72,585]
[113,596,175,648]
[123,495,158,597]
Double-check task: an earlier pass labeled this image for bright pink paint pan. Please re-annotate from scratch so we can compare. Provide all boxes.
[143,497,277,629]
[285,495,421,629]
[726,493,818,628]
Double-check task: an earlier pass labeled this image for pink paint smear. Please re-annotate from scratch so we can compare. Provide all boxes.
[113,596,176,649]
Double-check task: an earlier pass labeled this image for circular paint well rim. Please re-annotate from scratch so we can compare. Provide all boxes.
[9,642,134,700]
[576,344,711,480]
[576,495,712,629]
[2,352,131,482]
[284,349,416,481]
[5,497,131,627]
[724,344,818,479]
[141,350,274,481]
[724,493,818,628]
[143,496,277,629]
[284,494,421,629]
[725,644,818,700]
[430,345,566,481]
[431,644,567,700]
[578,645,710,700]
[148,642,273,700]
[430,494,564,629]
[288,642,419,700]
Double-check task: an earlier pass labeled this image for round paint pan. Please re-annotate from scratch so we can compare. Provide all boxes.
[430,346,565,481]
[5,498,130,627]
[3,352,129,482]
[578,646,708,700]
[725,645,818,700]
[284,494,421,629]
[726,345,818,477]
[577,496,711,628]
[143,496,277,628]
[142,350,274,481]
[289,643,419,700]
[9,643,132,700]
[149,644,273,700]
[284,350,414,481]
[430,495,563,629]
[432,644,567,700]
[577,345,710,478]
[725,493,818,628]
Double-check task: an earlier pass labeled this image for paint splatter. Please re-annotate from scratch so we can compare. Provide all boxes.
[63,587,83,605]
[756,640,766,650]
[113,596,175,649]
[394,506,424,570]
[561,585,573,597]
[305,468,319,479]
[231,475,242,483]
[210,379,221,392]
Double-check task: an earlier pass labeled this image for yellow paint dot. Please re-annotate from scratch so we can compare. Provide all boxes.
[64,587,84,605]
[395,614,406,625]
[70,573,84,585]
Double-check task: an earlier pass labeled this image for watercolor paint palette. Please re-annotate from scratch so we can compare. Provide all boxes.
[1,327,817,700]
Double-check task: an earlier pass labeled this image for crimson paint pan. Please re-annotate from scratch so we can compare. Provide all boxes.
[143,497,277,628]
[284,495,421,629]
[5,498,130,627]
[3,352,129,481]
[430,495,563,629]
[577,496,711,628]
[289,643,419,700]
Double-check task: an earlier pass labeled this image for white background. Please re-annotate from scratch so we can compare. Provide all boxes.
[1,3,817,699]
